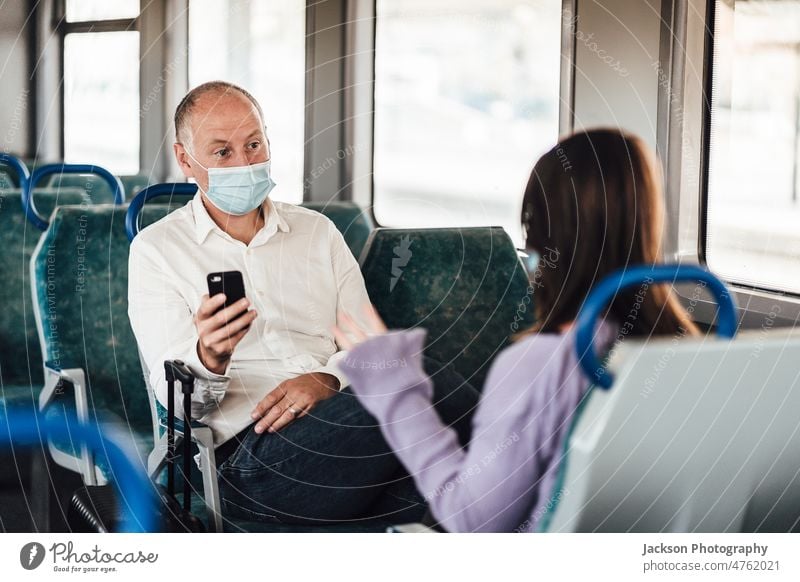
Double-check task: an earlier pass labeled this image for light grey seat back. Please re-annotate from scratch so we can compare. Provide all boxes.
[548,330,800,532]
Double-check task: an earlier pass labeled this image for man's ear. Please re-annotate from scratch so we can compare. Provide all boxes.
[173,143,194,179]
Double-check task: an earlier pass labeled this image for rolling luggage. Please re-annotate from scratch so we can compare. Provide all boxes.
[68,360,205,532]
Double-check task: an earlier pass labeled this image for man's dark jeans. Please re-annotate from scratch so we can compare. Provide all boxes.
[216,358,479,525]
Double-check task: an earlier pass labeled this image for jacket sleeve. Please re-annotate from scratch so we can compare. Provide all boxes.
[339,329,565,532]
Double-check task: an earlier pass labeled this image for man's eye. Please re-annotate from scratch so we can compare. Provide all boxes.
[248,141,261,150]
[215,148,229,158]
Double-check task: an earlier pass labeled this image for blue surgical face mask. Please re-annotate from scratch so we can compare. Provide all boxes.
[187,151,276,215]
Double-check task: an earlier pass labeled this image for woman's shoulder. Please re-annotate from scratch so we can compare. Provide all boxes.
[499,318,618,366]
[480,331,573,400]
[486,318,618,395]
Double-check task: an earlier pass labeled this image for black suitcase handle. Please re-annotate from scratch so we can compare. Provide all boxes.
[165,359,195,512]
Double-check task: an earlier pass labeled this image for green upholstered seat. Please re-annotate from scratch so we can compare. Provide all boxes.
[300,201,374,259]
[0,186,104,494]
[30,205,176,469]
[43,173,151,202]
[0,189,90,400]
[0,385,38,407]
[135,198,374,259]
[31,187,94,219]
[0,160,56,190]
[119,175,151,199]
[128,193,373,259]
[0,171,16,189]
[45,174,117,203]
[142,193,195,213]
[359,227,534,391]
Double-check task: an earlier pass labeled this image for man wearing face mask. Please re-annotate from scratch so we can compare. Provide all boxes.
[128,81,479,526]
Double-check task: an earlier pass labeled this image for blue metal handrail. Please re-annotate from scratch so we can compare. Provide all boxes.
[126,183,198,241]
[0,153,30,193]
[575,264,738,389]
[0,410,156,532]
[25,164,125,230]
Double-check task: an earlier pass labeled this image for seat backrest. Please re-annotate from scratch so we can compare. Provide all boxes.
[124,184,373,259]
[46,174,115,202]
[547,331,800,532]
[139,195,194,223]
[30,205,174,436]
[0,188,89,388]
[300,201,374,259]
[0,172,16,189]
[359,226,533,390]
[118,175,151,199]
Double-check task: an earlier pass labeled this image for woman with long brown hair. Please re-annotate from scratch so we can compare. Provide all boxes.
[333,128,698,532]
[521,128,695,336]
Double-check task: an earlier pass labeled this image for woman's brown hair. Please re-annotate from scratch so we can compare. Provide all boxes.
[520,128,697,337]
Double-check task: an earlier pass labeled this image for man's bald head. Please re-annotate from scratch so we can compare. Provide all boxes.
[174,81,264,147]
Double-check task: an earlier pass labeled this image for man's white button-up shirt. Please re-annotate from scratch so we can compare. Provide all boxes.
[128,194,370,445]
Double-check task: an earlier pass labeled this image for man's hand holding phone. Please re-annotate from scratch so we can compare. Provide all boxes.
[195,271,257,375]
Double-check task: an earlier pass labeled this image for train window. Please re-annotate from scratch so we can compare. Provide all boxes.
[188,0,306,204]
[372,0,562,243]
[64,31,141,175]
[65,0,139,22]
[705,0,800,293]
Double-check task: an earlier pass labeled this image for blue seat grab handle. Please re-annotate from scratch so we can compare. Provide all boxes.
[25,163,126,230]
[126,183,198,241]
[575,264,738,389]
[0,410,156,532]
[0,153,30,191]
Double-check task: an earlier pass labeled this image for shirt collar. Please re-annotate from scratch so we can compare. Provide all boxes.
[191,194,290,245]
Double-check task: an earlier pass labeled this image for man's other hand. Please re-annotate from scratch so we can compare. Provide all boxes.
[195,293,257,374]
[250,373,340,434]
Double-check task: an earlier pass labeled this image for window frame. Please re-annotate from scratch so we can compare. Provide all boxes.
[697,0,714,272]
[350,0,576,229]
[666,0,800,328]
[699,0,800,299]
[57,6,140,166]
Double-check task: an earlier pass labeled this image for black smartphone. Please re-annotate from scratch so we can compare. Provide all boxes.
[207,271,247,317]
